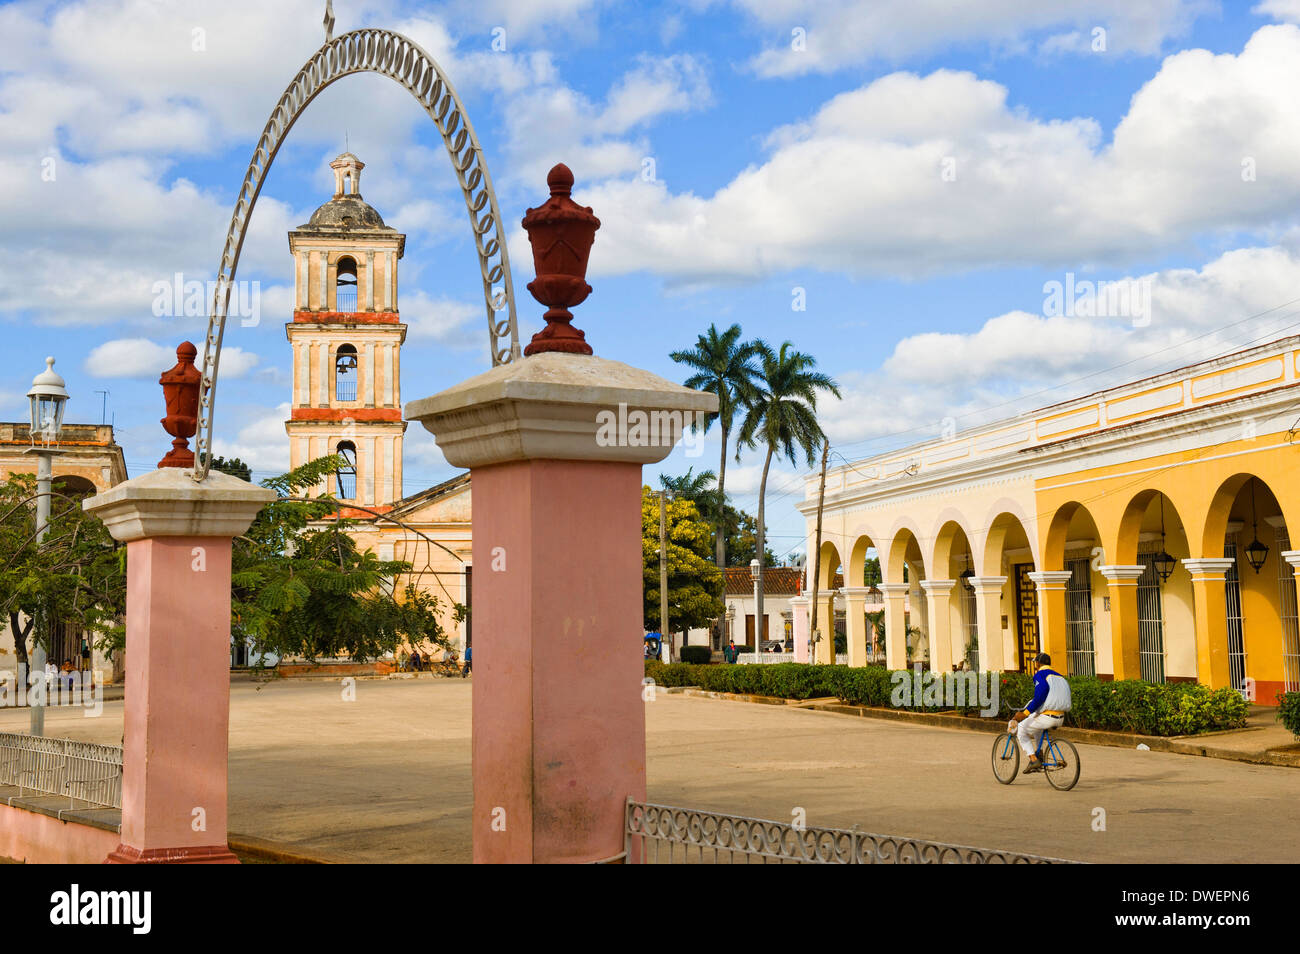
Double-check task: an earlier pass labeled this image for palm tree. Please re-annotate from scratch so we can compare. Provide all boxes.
[658,467,717,507]
[736,341,840,655]
[670,324,760,569]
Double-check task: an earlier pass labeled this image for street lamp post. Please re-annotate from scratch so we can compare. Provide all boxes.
[750,558,761,659]
[25,357,69,737]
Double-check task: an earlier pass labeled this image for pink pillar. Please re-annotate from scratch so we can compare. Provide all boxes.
[471,460,644,863]
[789,596,811,662]
[409,353,716,863]
[85,467,273,863]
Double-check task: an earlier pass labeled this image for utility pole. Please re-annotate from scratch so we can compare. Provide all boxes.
[657,490,670,662]
[809,439,829,663]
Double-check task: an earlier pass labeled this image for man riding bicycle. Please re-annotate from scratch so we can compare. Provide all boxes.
[1008,652,1071,773]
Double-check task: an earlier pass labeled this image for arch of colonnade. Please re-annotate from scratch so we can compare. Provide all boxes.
[807,451,1300,697]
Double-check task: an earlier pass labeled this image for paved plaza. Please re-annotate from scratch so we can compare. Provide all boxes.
[4,678,1297,863]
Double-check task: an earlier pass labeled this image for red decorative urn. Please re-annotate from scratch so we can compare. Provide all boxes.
[521,163,600,356]
[158,341,202,468]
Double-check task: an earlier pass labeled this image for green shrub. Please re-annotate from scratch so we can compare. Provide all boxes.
[641,661,1250,735]
[678,646,713,664]
[1278,692,1300,740]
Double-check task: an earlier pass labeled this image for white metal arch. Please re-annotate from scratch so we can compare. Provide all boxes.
[195,27,520,480]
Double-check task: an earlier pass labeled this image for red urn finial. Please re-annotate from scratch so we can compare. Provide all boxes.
[158,341,202,468]
[521,162,600,356]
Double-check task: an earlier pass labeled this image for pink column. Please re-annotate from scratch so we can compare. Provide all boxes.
[409,164,715,863]
[85,468,273,863]
[409,355,714,863]
[471,460,644,862]
[789,596,811,662]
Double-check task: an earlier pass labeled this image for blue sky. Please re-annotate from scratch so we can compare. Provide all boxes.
[5,0,1300,562]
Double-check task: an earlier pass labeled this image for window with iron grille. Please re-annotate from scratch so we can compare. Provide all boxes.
[335,344,358,402]
[1224,535,1247,696]
[335,256,358,312]
[336,441,357,500]
[1065,557,1096,677]
[1276,527,1300,694]
[1136,549,1166,683]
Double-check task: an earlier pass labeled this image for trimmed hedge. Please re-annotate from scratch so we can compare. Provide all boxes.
[644,662,1250,737]
[1280,692,1300,740]
[678,646,713,664]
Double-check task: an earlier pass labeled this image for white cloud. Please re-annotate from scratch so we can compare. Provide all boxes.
[497,54,714,186]
[85,339,258,379]
[1254,0,1300,24]
[730,0,1212,77]
[583,27,1300,283]
[400,293,482,346]
[822,243,1300,451]
[210,403,292,475]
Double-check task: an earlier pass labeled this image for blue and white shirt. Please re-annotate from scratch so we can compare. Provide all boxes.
[1023,667,1071,715]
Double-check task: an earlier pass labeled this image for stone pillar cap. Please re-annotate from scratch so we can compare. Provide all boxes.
[919,578,956,593]
[84,468,276,543]
[1098,564,1144,581]
[405,351,717,468]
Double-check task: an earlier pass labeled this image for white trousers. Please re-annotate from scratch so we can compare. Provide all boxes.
[1017,712,1064,758]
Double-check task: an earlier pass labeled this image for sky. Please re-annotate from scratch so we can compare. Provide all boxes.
[4,0,1300,564]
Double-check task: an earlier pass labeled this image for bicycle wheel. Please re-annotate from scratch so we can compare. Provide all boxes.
[991,732,1020,784]
[1043,737,1080,791]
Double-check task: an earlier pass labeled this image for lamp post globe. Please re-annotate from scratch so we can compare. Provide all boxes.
[27,356,68,447]
[24,356,69,737]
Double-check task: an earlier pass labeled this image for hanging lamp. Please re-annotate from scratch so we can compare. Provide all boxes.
[1245,477,1269,573]
[1153,495,1177,584]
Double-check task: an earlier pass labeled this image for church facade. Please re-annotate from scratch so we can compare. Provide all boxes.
[284,154,472,657]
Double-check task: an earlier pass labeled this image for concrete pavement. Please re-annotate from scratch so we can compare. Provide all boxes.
[3,678,1296,863]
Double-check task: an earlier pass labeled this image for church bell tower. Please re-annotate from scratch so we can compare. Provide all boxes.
[285,153,407,509]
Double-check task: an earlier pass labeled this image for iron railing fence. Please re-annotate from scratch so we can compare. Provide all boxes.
[735,653,848,665]
[0,732,122,809]
[623,799,1081,864]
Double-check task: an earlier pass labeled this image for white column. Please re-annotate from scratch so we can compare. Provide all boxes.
[365,250,375,312]
[969,576,1007,672]
[920,579,957,671]
[389,251,397,311]
[295,253,306,310]
[318,251,328,312]
[296,437,309,472]
[381,253,390,312]
[290,342,302,406]
[364,342,376,407]
[383,344,395,407]
[318,342,331,406]
[880,582,910,670]
[383,437,395,502]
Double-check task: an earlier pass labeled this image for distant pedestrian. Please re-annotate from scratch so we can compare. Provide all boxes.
[411,650,423,672]
[725,640,738,664]
[399,650,410,671]
[462,645,472,677]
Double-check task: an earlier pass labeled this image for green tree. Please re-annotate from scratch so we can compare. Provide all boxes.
[0,473,126,669]
[670,324,760,571]
[209,456,252,482]
[231,456,462,662]
[641,487,724,639]
[736,341,840,653]
[723,505,777,567]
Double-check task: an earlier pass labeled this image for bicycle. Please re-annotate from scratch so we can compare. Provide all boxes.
[991,723,1080,791]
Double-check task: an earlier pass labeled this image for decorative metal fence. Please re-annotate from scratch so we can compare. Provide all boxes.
[735,653,848,665]
[624,799,1081,864]
[0,733,123,809]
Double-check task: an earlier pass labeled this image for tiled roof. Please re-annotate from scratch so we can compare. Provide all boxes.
[722,566,835,595]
